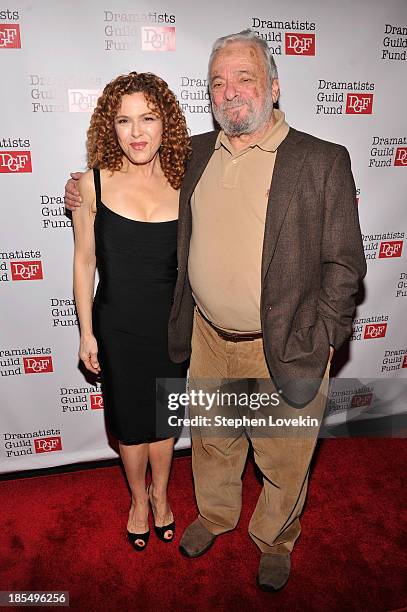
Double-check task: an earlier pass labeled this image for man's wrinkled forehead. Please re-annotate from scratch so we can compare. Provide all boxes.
[210,41,267,79]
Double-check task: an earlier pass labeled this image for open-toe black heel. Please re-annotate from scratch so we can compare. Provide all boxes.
[127,529,150,551]
[148,483,175,542]
[154,521,175,543]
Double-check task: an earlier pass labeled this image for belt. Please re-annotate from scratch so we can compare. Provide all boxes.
[197,308,262,342]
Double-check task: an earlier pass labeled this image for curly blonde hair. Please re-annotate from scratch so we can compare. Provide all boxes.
[87,72,191,190]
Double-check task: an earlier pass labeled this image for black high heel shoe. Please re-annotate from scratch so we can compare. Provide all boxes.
[148,484,175,543]
[154,521,175,543]
[127,529,150,551]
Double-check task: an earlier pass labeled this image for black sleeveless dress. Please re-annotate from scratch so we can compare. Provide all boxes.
[91,168,187,444]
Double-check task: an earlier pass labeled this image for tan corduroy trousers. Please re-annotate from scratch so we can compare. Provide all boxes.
[188,309,330,554]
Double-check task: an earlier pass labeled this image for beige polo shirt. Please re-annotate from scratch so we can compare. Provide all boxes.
[188,109,289,332]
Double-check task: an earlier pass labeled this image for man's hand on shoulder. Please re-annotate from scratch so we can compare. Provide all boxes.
[65,171,84,211]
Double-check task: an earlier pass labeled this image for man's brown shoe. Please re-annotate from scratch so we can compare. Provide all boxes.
[179,518,217,558]
[257,553,291,592]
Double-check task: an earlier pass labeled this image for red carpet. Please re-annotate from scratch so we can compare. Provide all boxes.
[0,439,406,611]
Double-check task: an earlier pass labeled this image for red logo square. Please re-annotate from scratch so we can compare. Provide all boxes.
[0,24,21,48]
[346,93,373,114]
[394,147,407,166]
[68,89,101,112]
[0,151,32,173]
[364,323,387,339]
[351,393,373,408]
[34,436,62,453]
[90,393,104,409]
[141,27,176,51]
[285,33,315,55]
[23,356,53,374]
[378,241,403,258]
[10,260,43,280]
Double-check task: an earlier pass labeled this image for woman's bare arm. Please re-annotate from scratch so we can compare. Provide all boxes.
[72,171,100,374]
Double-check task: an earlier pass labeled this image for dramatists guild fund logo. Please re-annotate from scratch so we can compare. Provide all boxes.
[378,241,403,258]
[41,194,72,229]
[0,151,31,172]
[3,429,62,459]
[60,386,104,414]
[315,80,374,115]
[0,9,20,49]
[11,261,43,280]
[23,355,53,374]
[50,298,78,328]
[0,8,20,49]
[0,150,31,172]
[285,33,315,55]
[362,232,404,260]
[0,24,20,48]
[28,75,102,113]
[0,250,43,282]
[68,89,101,112]
[368,135,407,167]
[250,18,316,56]
[350,316,389,342]
[178,76,211,115]
[381,23,407,61]
[394,147,407,166]
[141,27,176,51]
[327,382,374,416]
[345,93,373,114]
[351,391,373,409]
[103,10,175,52]
[395,272,407,298]
[381,348,407,373]
[0,136,31,171]
[0,346,53,377]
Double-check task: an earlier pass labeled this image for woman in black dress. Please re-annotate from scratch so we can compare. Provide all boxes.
[72,73,190,550]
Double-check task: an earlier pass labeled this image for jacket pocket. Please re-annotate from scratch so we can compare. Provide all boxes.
[293,304,318,331]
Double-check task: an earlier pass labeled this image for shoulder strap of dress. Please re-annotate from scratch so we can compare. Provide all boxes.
[92,168,101,208]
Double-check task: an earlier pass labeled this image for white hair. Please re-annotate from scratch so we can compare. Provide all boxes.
[208,28,278,88]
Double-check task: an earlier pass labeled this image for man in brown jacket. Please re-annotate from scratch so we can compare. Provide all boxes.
[169,29,366,591]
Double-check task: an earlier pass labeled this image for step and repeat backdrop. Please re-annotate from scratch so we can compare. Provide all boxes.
[1,0,406,473]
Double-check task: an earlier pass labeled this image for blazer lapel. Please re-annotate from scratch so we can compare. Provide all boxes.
[261,128,309,282]
[177,131,218,277]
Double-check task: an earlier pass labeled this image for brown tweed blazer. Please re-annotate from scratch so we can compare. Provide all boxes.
[168,127,366,405]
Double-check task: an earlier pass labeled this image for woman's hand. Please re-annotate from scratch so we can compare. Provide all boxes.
[65,172,83,211]
[79,334,101,374]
